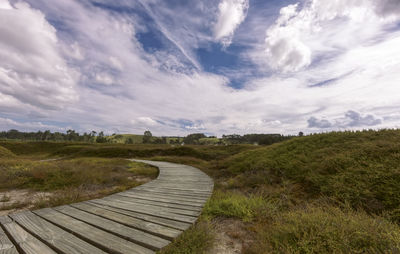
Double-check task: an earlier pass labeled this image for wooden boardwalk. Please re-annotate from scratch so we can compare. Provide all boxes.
[0,160,213,254]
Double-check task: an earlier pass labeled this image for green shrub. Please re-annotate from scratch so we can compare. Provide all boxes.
[0,146,16,158]
[203,190,275,222]
[159,220,214,254]
[246,205,400,254]
[222,130,400,218]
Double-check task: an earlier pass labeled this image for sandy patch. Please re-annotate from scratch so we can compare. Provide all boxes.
[0,189,52,216]
[210,218,252,254]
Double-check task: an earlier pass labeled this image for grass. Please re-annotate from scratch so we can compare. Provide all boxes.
[203,190,274,222]
[245,205,400,254]
[0,157,156,191]
[2,130,400,252]
[0,151,159,211]
[158,219,215,254]
[0,145,16,158]
[149,129,400,252]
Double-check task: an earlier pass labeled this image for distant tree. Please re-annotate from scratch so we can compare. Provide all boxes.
[96,131,107,143]
[143,130,152,144]
[125,137,134,144]
[183,133,206,144]
[298,131,304,137]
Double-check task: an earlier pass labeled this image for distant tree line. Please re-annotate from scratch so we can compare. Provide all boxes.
[0,129,108,143]
[0,129,299,146]
[221,133,294,145]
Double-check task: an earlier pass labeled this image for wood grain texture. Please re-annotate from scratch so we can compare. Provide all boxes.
[34,208,154,254]
[71,202,182,240]
[3,160,213,253]
[1,216,56,254]
[53,205,170,251]
[10,211,106,254]
[0,217,18,254]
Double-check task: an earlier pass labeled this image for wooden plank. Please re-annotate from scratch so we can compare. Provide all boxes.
[90,199,197,224]
[134,187,211,198]
[105,195,200,217]
[1,216,56,254]
[71,202,182,240]
[128,188,210,200]
[34,208,154,254]
[87,202,191,231]
[114,193,203,210]
[125,189,209,203]
[120,191,206,206]
[0,217,18,254]
[9,211,106,254]
[137,185,213,194]
[144,183,213,191]
[108,194,202,212]
[54,205,170,251]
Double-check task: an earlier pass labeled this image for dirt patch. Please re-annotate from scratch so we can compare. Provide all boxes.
[210,218,253,254]
[128,176,153,183]
[0,189,52,216]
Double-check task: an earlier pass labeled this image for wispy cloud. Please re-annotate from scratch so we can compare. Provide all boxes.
[0,0,400,136]
[213,0,249,47]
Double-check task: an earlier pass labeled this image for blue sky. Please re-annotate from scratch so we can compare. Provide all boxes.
[0,0,400,136]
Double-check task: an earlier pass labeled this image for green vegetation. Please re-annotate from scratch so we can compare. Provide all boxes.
[159,219,215,254]
[150,129,400,253]
[0,145,16,158]
[0,144,159,211]
[0,157,156,191]
[203,190,272,222]
[2,129,400,252]
[247,205,400,254]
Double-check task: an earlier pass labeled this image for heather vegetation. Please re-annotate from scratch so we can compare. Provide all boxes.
[1,129,400,253]
[156,129,400,253]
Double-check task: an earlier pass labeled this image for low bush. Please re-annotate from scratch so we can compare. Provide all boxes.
[245,205,400,254]
[0,146,16,158]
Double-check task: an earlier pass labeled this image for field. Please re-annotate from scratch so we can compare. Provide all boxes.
[1,129,400,253]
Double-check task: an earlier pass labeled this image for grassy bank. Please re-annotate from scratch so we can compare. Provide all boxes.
[153,129,400,253]
[2,130,400,252]
[0,144,158,212]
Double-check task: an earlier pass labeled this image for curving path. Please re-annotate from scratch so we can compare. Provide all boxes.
[0,160,213,254]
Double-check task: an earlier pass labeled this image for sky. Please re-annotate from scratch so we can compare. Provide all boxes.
[0,0,400,136]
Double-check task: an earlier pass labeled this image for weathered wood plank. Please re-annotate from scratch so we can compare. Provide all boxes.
[1,216,56,254]
[54,205,170,251]
[71,202,182,240]
[105,195,200,216]
[108,194,202,212]
[133,187,211,198]
[125,189,209,203]
[128,188,210,200]
[9,211,106,254]
[114,193,204,210]
[0,217,18,254]
[90,199,197,224]
[34,208,153,254]
[120,191,206,206]
[137,185,213,194]
[87,202,191,231]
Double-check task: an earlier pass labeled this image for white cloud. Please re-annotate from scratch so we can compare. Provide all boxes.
[0,1,77,110]
[131,117,158,127]
[95,73,115,86]
[0,0,12,9]
[1,0,400,137]
[263,0,400,72]
[214,0,249,47]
